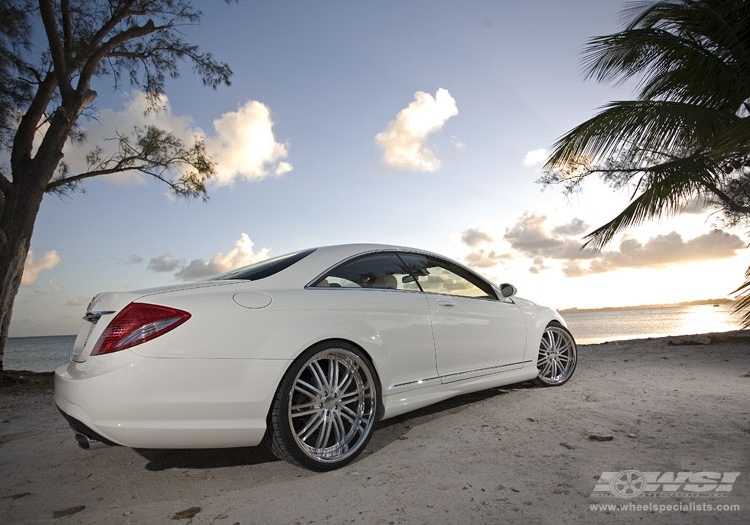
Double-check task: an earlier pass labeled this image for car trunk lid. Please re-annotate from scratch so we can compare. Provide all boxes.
[71,281,238,363]
[72,292,143,363]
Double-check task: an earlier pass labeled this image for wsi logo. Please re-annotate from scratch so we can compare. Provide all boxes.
[592,471,740,498]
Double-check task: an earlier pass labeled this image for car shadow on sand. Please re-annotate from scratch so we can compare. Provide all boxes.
[133,382,537,472]
[367,382,535,452]
[135,445,279,471]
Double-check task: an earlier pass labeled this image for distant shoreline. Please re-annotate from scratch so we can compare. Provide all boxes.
[8,299,740,339]
[559,297,735,314]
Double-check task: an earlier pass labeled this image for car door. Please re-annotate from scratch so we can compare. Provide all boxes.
[309,251,439,396]
[398,253,527,383]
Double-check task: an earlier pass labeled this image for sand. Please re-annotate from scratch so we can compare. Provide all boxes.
[1,331,748,524]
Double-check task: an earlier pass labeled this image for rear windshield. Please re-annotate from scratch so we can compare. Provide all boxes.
[210,248,316,281]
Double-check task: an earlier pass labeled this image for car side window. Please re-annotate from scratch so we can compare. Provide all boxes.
[312,252,421,291]
[398,253,497,299]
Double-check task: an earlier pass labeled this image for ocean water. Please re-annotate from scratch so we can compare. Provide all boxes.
[4,334,76,373]
[562,303,743,345]
[2,304,744,371]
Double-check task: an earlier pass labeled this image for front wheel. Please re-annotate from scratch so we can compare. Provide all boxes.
[268,341,379,471]
[533,323,577,387]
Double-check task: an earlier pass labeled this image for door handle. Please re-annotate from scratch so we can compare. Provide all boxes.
[436,300,456,308]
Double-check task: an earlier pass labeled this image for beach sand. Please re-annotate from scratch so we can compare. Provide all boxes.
[1,331,748,524]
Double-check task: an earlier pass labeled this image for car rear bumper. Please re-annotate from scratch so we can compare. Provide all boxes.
[54,353,288,449]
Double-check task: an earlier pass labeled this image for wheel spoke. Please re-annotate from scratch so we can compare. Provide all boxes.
[310,360,330,391]
[335,368,354,394]
[294,379,322,399]
[291,402,320,416]
[340,385,366,403]
[315,414,334,450]
[552,358,562,378]
[326,357,337,391]
[332,411,347,445]
[299,411,325,442]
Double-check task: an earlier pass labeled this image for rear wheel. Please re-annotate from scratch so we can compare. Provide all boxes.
[533,322,577,386]
[268,341,379,471]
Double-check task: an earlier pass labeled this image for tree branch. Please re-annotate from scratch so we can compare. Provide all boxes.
[705,181,750,214]
[61,0,72,61]
[46,162,147,189]
[10,72,58,172]
[77,19,160,96]
[46,163,205,200]
[38,0,73,100]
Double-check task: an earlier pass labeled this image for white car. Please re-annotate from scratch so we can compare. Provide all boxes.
[55,243,577,471]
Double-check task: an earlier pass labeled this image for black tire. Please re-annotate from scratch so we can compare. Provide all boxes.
[267,340,379,471]
[533,322,577,387]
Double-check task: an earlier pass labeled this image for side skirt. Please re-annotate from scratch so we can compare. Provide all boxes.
[380,365,539,420]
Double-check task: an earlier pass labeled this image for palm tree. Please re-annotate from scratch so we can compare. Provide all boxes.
[542,0,750,327]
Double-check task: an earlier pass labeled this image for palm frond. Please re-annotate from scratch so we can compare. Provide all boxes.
[582,153,720,249]
[545,99,735,170]
[582,0,750,111]
[714,116,750,158]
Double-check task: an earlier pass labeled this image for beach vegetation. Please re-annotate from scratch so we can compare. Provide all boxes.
[0,0,235,371]
[541,0,750,328]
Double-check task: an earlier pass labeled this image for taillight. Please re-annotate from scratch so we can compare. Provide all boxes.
[91,303,191,355]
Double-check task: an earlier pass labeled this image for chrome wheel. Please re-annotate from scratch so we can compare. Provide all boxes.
[534,323,577,386]
[269,342,378,471]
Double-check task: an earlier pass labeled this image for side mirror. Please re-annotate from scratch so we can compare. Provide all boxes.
[499,283,517,298]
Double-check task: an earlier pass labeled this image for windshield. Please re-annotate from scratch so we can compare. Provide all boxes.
[210,248,316,281]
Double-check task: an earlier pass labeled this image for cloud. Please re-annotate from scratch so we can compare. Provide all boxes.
[117,254,144,266]
[461,228,494,247]
[455,210,746,281]
[552,218,588,236]
[458,227,511,269]
[174,233,271,281]
[587,230,745,274]
[465,249,508,269]
[523,148,547,167]
[148,254,181,273]
[49,278,63,294]
[21,250,61,286]
[375,88,459,172]
[500,212,744,276]
[208,100,293,185]
[504,213,591,264]
[63,92,291,189]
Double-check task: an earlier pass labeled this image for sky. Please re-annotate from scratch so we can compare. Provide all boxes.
[9,0,750,337]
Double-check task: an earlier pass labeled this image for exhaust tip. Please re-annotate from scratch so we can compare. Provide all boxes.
[75,433,95,449]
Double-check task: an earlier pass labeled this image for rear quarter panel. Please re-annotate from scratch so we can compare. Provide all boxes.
[130,286,440,397]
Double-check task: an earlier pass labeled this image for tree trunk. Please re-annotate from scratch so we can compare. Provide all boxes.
[0,177,47,373]
[1,103,70,372]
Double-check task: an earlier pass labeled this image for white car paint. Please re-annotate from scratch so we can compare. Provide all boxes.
[55,243,572,453]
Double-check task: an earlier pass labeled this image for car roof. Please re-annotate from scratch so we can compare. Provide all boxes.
[265,243,463,288]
